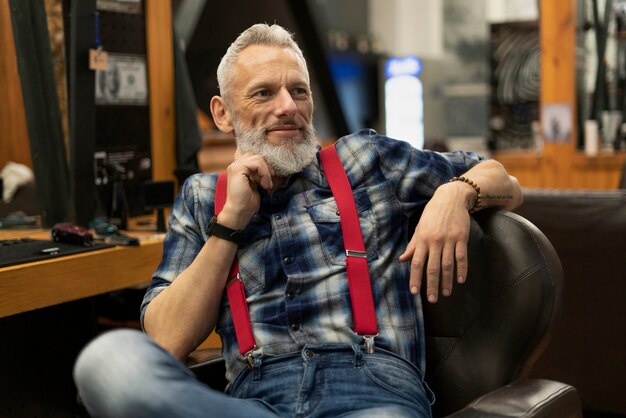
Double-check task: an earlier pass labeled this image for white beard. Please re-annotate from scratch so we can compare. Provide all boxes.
[234,120,319,177]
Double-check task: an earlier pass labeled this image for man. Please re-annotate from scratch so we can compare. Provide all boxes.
[74,23,522,418]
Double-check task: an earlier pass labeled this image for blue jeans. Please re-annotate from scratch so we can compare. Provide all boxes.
[74,329,433,418]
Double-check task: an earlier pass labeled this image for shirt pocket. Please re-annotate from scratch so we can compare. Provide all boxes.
[306,189,380,267]
[237,216,271,295]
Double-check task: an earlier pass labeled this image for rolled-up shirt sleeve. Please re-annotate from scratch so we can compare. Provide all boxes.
[139,173,218,328]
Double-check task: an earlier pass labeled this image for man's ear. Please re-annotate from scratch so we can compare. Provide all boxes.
[210,95,234,134]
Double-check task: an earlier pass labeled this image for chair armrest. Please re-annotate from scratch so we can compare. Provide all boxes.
[446,379,582,418]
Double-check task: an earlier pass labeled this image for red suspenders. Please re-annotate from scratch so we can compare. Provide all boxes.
[319,146,379,340]
[215,173,256,363]
[214,145,379,366]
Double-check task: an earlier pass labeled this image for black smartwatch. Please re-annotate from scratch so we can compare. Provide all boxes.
[207,216,244,245]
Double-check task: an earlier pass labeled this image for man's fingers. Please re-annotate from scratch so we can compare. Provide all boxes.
[440,242,455,297]
[248,171,270,190]
[408,244,427,295]
[455,241,468,284]
[230,153,274,190]
[425,245,442,303]
[399,241,415,261]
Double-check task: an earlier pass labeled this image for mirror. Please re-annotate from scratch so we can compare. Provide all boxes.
[1,0,70,227]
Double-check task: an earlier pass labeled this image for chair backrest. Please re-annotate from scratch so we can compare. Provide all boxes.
[421,210,564,417]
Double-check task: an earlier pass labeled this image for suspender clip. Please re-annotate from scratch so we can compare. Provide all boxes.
[363,334,378,354]
[226,273,241,288]
[243,346,256,369]
[346,250,367,259]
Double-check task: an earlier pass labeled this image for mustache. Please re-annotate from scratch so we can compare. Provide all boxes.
[266,120,302,130]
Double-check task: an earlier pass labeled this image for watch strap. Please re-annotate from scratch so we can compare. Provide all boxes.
[207,215,244,245]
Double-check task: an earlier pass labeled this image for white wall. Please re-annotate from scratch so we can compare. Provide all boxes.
[368,0,538,58]
[368,0,443,58]
[486,0,538,23]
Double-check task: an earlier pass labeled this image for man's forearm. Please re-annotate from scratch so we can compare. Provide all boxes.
[143,236,238,360]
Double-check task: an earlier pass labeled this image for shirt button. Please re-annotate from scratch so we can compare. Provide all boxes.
[284,257,292,264]
[290,323,299,331]
[304,349,314,358]
[274,215,282,220]
[286,292,295,299]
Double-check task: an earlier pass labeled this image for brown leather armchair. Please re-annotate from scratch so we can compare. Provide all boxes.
[189,210,583,417]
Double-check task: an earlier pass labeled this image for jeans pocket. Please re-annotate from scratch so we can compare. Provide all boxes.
[362,357,430,406]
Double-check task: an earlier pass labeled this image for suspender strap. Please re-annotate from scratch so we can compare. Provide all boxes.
[319,145,379,336]
[214,173,228,213]
[215,173,255,358]
[226,279,255,361]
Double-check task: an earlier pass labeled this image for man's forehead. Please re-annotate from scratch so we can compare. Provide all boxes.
[236,45,306,73]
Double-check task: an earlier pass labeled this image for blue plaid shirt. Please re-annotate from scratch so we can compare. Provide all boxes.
[141,129,483,386]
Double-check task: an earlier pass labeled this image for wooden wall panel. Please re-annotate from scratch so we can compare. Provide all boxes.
[145,0,176,183]
[0,0,31,170]
[538,0,577,187]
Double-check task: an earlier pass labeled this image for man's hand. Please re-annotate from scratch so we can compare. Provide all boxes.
[399,182,473,303]
[218,151,275,230]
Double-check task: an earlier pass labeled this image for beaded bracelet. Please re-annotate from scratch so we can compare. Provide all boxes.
[449,176,482,213]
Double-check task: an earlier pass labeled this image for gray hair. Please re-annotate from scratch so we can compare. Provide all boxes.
[216,23,309,101]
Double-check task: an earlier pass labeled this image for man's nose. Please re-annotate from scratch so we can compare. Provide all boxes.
[274,88,297,118]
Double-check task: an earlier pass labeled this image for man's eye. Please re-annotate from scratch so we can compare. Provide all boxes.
[255,90,270,97]
[293,88,308,96]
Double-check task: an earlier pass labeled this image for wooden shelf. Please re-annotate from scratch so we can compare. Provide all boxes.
[572,151,626,168]
[492,150,542,166]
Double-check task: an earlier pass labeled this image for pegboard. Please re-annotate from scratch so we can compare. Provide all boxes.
[97,8,146,55]
[94,0,151,217]
[96,106,151,150]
